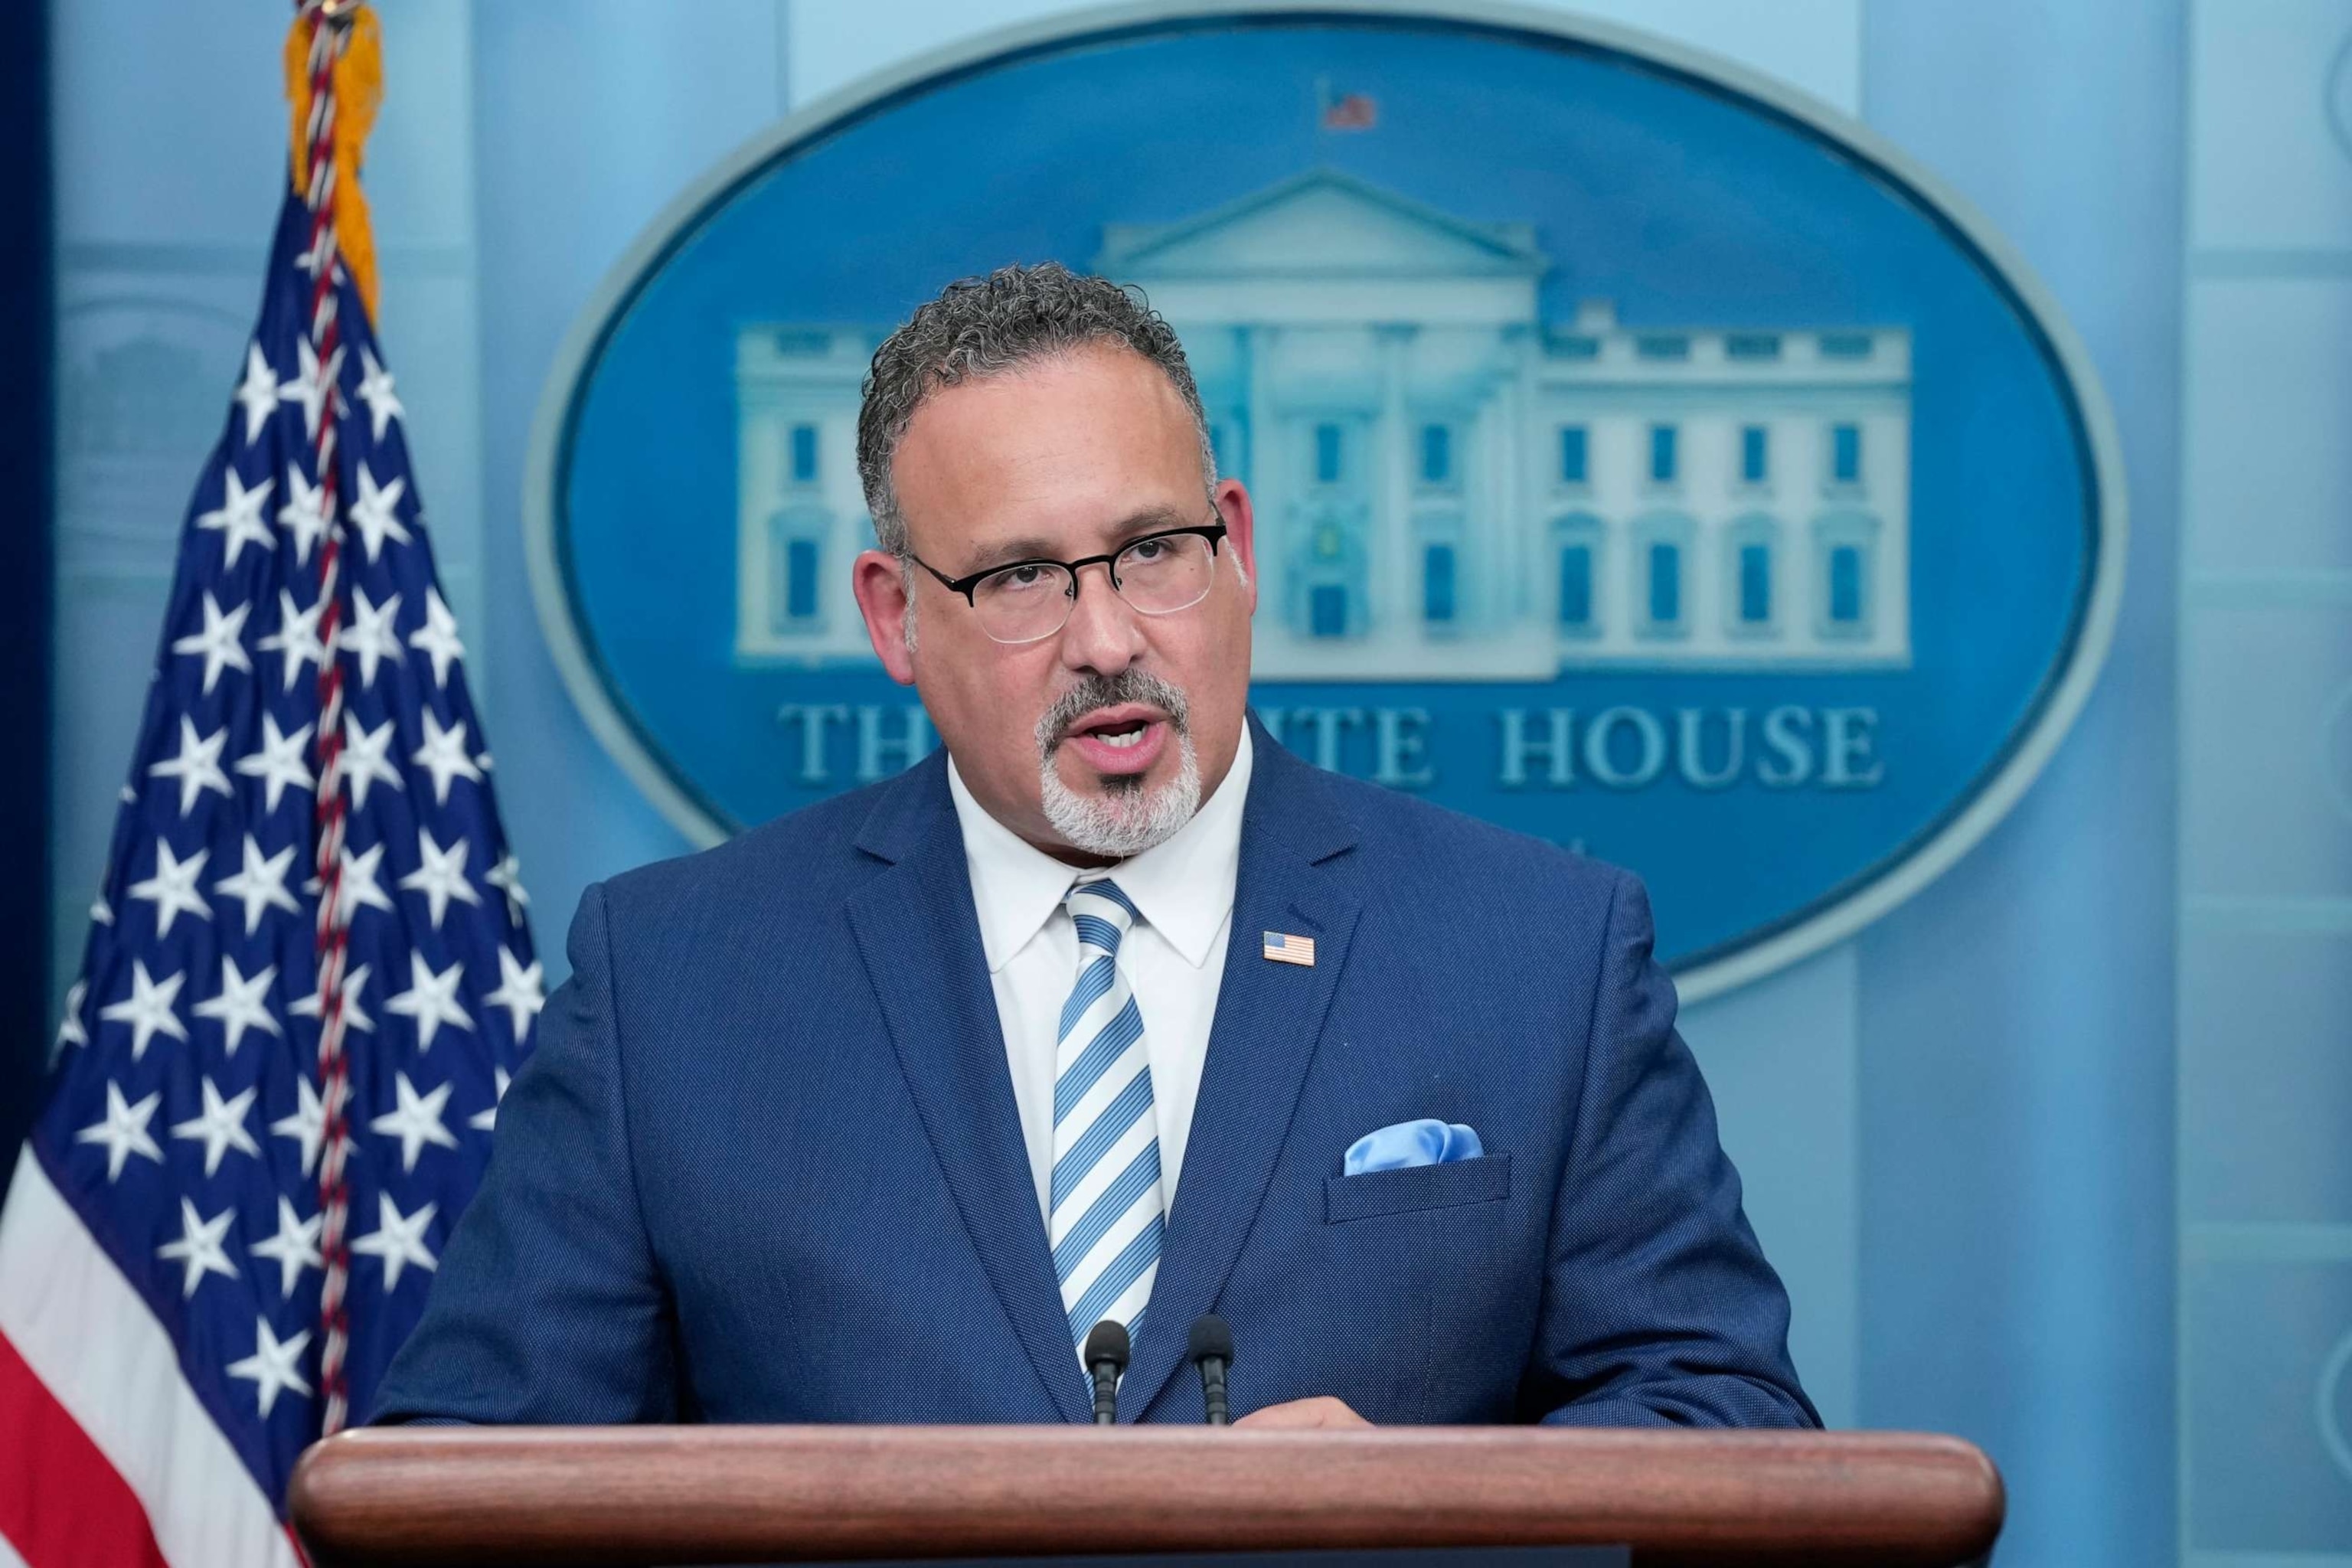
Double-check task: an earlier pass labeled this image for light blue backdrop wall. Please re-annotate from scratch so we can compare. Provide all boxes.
[48,4,2343,1565]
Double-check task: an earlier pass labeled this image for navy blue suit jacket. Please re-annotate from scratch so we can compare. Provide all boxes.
[374,718,1815,1428]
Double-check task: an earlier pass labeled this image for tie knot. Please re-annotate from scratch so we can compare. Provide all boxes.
[1067,878,1139,954]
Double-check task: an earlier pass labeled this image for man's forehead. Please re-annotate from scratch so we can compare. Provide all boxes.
[893,348,1203,557]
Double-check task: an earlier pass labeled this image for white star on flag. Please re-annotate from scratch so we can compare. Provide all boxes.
[214,834,302,934]
[277,333,342,439]
[227,1318,313,1418]
[232,341,281,444]
[338,586,405,688]
[483,948,545,1040]
[291,960,375,1037]
[334,841,398,925]
[340,714,404,810]
[276,463,331,564]
[485,852,530,924]
[99,959,190,1063]
[412,710,483,805]
[270,1073,330,1179]
[355,346,403,440]
[469,1067,512,1133]
[128,839,212,936]
[408,587,465,688]
[385,952,472,1050]
[156,1197,241,1298]
[257,588,328,691]
[234,714,316,813]
[54,978,90,1054]
[249,1197,325,1299]
[351,1193,439,1291]
[170,1076,262,1178]
[370,1071,460,1173]
[171,593,255,694]
[347,462,412,563]
[192,956,283,1057]
[149,716,234,818]
[195,472,276,568]
[398,828,483,929]
[74,1081,165,1181]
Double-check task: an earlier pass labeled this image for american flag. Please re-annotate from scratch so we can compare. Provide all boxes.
[0,12,534,1563]
[1319,90,1378,132]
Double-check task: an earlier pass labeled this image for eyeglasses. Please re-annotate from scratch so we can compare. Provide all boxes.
[907,521,1228,646]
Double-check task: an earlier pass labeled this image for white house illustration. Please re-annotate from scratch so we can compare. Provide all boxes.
[733,169,1911,676]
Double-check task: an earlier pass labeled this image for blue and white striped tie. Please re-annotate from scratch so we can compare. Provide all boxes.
[1050,878,1163,1351]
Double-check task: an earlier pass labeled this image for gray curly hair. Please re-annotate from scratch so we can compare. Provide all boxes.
[855,262,1220,557]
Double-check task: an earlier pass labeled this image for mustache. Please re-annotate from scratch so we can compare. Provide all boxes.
[1034,668,1193,760]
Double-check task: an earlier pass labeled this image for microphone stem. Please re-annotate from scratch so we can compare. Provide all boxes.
[1091,1364,1119,1426]
[1203,1361,1229,1426]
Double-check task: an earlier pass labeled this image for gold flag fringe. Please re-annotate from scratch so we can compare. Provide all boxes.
[283,5,383,323]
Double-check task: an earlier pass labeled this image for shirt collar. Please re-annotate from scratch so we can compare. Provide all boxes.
[947,724,1254,974]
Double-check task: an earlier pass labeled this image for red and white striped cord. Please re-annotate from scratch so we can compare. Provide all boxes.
[296,2,358,1438]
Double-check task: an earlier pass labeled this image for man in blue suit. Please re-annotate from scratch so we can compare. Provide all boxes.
[374,264,1815,1429]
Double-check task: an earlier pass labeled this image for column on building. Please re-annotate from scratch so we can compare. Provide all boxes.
[1376,324,1413,638]
[1244,324,1281,632]
[1507,325,1540,635]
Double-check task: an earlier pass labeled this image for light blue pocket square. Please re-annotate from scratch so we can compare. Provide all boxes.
[1344,1118,1485,1175]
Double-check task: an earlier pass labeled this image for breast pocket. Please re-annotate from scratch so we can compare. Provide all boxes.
[1323,1153,1512,1223]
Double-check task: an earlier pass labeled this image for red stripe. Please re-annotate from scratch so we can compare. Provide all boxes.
[0,1331,169,1568]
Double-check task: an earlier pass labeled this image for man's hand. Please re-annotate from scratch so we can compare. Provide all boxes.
[1231,1396,1372,1429]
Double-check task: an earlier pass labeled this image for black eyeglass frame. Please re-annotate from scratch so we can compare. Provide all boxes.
[907,520,1230,611]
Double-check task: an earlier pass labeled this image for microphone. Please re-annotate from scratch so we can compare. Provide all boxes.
[1083,1319,1129,1426]
[1187,1314,1234,1426]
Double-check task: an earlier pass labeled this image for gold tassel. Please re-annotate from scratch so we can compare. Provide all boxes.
[283,5,384,324]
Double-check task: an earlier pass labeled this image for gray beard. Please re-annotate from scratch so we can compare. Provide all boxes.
[1039,730,1202,859]
[1034,667,1203,859]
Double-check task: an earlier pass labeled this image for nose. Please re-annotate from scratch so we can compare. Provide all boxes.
[1058,559,1147,676]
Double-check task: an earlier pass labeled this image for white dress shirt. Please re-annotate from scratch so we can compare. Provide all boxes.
[946,727,1253,1222]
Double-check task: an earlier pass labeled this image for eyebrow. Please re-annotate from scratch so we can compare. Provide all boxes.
[959,505,1195,572]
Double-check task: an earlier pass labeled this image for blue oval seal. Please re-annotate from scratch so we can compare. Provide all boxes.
[524,2,2125,1001]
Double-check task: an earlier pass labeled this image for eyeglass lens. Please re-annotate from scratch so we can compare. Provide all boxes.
[969,531,1217,643]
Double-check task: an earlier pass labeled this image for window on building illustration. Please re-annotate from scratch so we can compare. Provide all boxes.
[1420,424,1451,485]
[1648,542,1681,624]
[1315,423,1344,485]
[1649,424,1678,484]
[786,539,821,621]
[1559,426,1589,485]
[1831,423,1863,484]
[790,423,820,485]
[1558,544,1592,629]
[1636,334,1690,361]
[1726,333,1782,361]
[1820,332,1873,360]
[1739,544,1771,623]
[1423,544,1456,623]
[1311,583,1348,638]
[1741,426,1769,484]
[1829,545,1865,624]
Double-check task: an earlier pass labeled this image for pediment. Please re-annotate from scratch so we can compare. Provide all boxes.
[1099,170,1547,280]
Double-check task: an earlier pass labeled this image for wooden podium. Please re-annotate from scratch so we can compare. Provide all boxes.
[289,1426,2003,1567]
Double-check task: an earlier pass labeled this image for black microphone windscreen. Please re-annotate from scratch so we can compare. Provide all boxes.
[1083,1319,1131,1370]
[1187,1313,1234,1366]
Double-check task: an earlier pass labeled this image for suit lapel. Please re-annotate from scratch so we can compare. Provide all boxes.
[1121,724,1361,1421]
[844,757,1092,1424]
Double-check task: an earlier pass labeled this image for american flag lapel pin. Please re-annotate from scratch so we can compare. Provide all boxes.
[1263,931,1316,967]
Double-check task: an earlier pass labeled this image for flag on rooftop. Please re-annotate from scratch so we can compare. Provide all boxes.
[0,7,537,1562]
